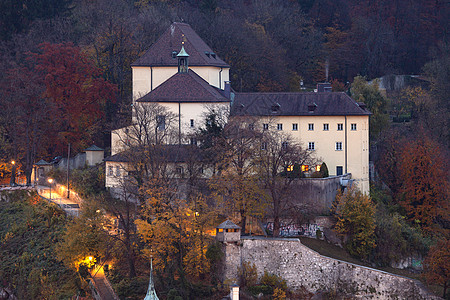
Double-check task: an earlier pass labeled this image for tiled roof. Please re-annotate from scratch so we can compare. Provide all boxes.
[217,220,241,229]
[231,92,371,116]
[85,145,104,151]
[136,70,230,103]
[132,22,229,68]
[35,159,51,165]
[104,145,205,163]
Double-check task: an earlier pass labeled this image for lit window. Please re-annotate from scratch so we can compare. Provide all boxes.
[308,142,315,150]
[308,123,314,131]
[292,123,298,131]
[287,165,294,172]
[323,123,329,131]
[301,165,309,172]
[315,165,321,172]
[351,123,357,131]
[336,142,343,151]
[277,123,283,131]
[263,123,269,130]
[190,119,194,128]
[337,123,343,131]
[157,115,166,130]
[261,142,267,150]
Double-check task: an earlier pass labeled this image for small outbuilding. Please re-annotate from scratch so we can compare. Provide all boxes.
[85,145,104,166]
[216,220,241,243]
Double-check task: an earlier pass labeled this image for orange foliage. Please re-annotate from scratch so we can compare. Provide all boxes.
[398,133,449,231]
[423,238,450,297]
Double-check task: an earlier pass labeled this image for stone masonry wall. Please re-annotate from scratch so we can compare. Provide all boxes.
[223,237,439,299]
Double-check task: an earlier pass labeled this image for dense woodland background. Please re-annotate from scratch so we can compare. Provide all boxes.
[0,1,449,299]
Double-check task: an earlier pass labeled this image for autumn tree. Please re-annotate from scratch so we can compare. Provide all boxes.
[0,64,48,185]
[209,117,268,234]
[57,202,111,270]
[397,133,449,232]
[136,179,217,296]
[256,130,315,237]
[331,185,376,259]
[31,42,117,153]
[423,238,450,298]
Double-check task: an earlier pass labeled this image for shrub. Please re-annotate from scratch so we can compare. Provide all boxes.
[238,261,258,287]
[260,271,287,292]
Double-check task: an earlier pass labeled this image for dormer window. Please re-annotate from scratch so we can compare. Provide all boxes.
[271,103,281,113]
[308,103,317,112]
[204,51,210,57]
[211,52,216,59]
[171,51,178,58]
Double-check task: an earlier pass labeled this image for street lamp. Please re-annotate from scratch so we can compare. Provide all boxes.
[48,178,53,200]
[10,160,16,186]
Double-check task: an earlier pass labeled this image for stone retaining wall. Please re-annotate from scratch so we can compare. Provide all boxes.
[222,237,439,299]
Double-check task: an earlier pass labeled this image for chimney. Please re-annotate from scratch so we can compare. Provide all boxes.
[224,81,231,99]
[317,82,332,92]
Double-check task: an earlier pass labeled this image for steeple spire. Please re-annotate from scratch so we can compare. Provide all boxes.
[144,256,159,300]
[177,36,189,73]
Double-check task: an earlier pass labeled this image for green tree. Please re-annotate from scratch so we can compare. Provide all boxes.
[331,186,377,259]
[350,76,389,142]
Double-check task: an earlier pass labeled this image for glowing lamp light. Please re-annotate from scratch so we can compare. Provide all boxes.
[88,256,93,261]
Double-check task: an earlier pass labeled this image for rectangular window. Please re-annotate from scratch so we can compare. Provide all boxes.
[263,123,269,130]
[351,123,357,131]
[261,142,267,150]
[109,166,113,176]
[292,123,298,131]
[308,142,315,150]
[190,138,197,146]
[281,141,288,149]
[156,115,166,130]
[248,124,254,131]
[336,166,343,176]
[308,123,314,131]
[337,123,343,131]
[116,166,120,176]
[301,165,309,172]
[323,123,329,131]
[277,123,283,131]
[190,119,194,128]
[176,166,183,175]
[336,142,343,151]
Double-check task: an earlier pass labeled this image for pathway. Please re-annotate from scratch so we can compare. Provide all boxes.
[90,266,120,300]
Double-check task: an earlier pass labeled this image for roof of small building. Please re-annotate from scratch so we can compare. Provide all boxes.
[217,220,241,229]
[231,92,371,116]
[104,144,205,164]
[132,22,229,68]
[85,145,104,151]
[136,70,229,103]
[35,159,51,165]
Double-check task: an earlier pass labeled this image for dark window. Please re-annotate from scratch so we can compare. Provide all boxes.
[157,115,165,130]
[336,166,343,176]
[277,123,283,131]
[263,123,269,130]
[292,123,298,131]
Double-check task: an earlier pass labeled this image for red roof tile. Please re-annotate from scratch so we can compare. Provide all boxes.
[136,69,230,103]
[132,22,229,68]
